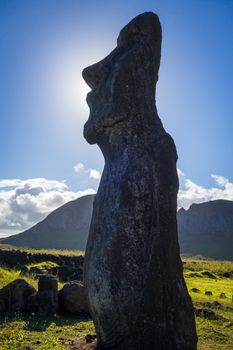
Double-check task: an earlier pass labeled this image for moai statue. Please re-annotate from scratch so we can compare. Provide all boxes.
[83,12,197,350]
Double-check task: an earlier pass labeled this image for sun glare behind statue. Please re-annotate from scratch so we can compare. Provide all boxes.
[42,52,91,123]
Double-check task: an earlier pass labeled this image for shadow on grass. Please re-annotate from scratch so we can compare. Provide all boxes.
[0,313,92,332]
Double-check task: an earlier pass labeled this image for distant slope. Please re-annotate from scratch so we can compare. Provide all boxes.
[3,194,95,250]
[3,197,233,259]
[178,199,233,260]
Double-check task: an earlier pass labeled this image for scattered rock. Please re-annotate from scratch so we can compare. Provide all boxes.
[58,281,89,315]
[69,336,97,350]
[212,301,222,308]
[202,327,212,332]
[85,334,97,343]
[191,288,201,293]
[222,271,233,278]
[0,279,35,313]
[201,271,216,279]
[194,308,226,321]
[187,272,203,278]
[205,291,213,296]
[219,292,227,299]
[214,331,227,337]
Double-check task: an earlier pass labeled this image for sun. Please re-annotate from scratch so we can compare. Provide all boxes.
[44,52,91,118]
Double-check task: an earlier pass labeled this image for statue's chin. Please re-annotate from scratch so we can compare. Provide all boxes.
[83,122,101,145]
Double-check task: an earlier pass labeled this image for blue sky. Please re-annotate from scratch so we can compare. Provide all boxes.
[1,0,233,235]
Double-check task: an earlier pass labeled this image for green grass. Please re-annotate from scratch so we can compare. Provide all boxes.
[0,244,84,256]
[0,314,94,350]
[0,266,37,290]
[26,261,59,272]
[183,258,233,350]
[0,255,232,349]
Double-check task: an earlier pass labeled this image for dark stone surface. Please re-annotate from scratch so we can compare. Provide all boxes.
[83,12,197,350]
[38,274,58,294]
[26,275,58,316]
[58,281,89,315]
[27,290,58,316]
[0,279,35,313]
[194,308,226,321]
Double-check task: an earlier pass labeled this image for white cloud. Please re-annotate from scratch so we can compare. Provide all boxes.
[0,178,95,236]
[211,174,229,187]
[2,170,232,237]
[177,168,184,177]
[74,163,84,173]
[0,178,67,191]
[88,169,101,180]
[74,162,102,181]
[178,173,233,209]
[0,179,23,188]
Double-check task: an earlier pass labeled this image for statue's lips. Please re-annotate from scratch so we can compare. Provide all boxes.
[86,90,101,108]
[86,91,92,107]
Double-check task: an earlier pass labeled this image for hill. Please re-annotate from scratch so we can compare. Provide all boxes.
[3,197,233,260]
[2,194,95,250]
[178,199,233,260]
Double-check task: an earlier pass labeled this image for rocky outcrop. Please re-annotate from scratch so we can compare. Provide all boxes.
[58,281,89,315]
[178,199,233,260]
[2,194,94,250]
[0,279,35,313]
[83,12,197,350]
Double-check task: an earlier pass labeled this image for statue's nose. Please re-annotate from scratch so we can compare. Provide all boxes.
[82,62,108,89]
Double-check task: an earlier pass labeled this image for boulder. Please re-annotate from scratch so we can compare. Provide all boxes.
[58,281,89,315]
[26,275,58,316]
[27,290,58,316]
[38,274,58,294]
[0,279,35,313]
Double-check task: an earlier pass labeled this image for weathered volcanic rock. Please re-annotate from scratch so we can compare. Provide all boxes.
[83,12,197,350]
[27,275,58,316]
[38,274,58,294]
[27,291,58,316]
[58,281,89,315]
[0,279,35,313]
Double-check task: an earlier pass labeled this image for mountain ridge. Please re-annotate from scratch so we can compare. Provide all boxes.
[3,197,233,260]
[2,194,95,250]
[178,199,233,260]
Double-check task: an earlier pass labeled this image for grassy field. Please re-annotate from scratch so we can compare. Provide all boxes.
[183,257,233,350]
[0,252,232,349]
[0,244,84,256]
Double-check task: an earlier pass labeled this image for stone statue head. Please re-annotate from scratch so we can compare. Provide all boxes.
[82,12,162,145]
